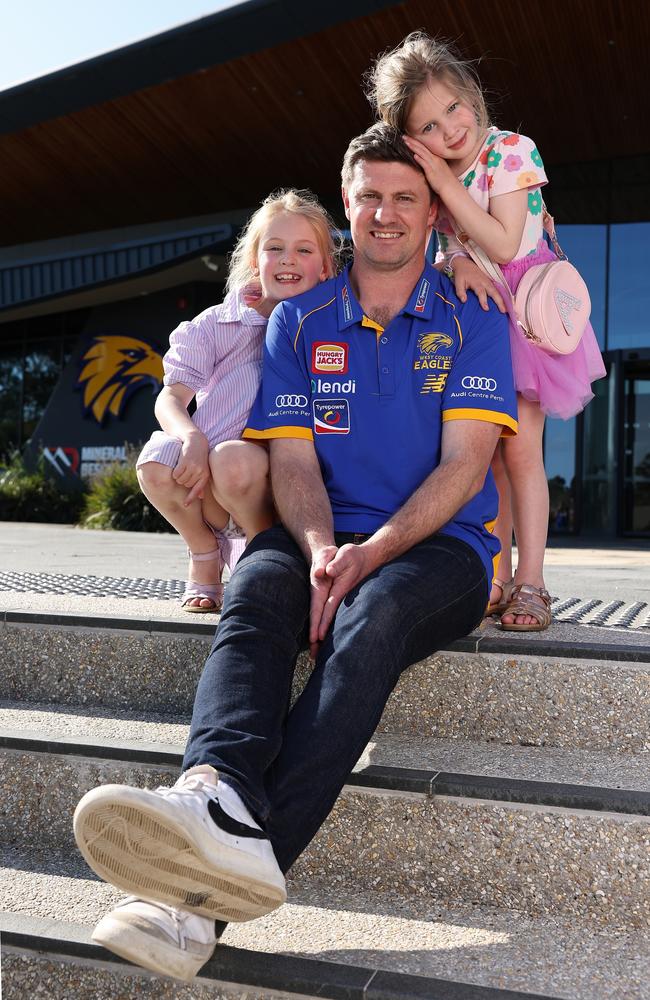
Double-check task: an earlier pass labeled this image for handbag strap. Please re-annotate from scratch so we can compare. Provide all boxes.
[448,220,538,339]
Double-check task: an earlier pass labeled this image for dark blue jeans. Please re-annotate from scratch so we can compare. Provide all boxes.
[183,525,486,873]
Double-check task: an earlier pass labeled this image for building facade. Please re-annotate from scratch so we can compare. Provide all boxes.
[1,0,648,536]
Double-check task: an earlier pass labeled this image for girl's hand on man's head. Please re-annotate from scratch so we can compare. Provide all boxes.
[402,135,453,193]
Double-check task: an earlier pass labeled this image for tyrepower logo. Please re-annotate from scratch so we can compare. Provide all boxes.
[311,342,348,374]
[313,399,350,434]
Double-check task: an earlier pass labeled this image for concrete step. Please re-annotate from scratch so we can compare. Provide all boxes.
[1,722,648,929]
[2,847,648,999]
[2,611,650,752]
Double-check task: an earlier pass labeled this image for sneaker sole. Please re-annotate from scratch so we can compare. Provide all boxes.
[73,785,286,921]
[92,914,212,981]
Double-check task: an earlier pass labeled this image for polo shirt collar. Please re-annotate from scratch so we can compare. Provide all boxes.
[335,263,440,329]
[335,268,365,330]
[222,288,267,325]
[403,264,439,320]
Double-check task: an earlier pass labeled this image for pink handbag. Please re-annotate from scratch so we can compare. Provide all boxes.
[452,209,590,355]
[512,257,590,354]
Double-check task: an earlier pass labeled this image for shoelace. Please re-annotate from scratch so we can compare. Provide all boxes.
[154,776,218,804]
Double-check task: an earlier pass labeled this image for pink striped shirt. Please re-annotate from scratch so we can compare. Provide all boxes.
[162,289,267,447]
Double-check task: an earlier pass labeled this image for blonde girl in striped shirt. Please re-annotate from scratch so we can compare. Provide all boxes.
[136,190,338,612]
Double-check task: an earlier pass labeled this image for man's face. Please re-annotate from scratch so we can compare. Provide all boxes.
[342,159,437,272]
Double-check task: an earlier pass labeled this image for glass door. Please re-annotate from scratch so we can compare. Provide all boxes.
[623,364,650,535]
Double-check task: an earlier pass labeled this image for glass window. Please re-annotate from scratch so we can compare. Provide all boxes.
[608,223,650,350]
[0,343,23,460]
[581,361,617,535]
[554,225,607,349]
[545,416,576,533]
[22,341,63,444]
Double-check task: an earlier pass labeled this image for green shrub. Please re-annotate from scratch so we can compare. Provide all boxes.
[81,459,172,532]
[0,454,86,523]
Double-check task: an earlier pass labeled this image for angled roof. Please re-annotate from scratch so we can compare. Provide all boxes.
[1,0,648,247]
[0,224,233,313]
[0,0,398,133]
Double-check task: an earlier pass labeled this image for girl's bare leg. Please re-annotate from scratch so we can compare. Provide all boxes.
[209,441,274,541]
[500,396,549,626]
[137,461,227,609]
[489,441,514,607]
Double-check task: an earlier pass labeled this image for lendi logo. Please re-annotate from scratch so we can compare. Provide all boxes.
[76,335,164,424]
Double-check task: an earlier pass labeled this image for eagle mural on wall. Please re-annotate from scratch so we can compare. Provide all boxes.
[76,335,164,424]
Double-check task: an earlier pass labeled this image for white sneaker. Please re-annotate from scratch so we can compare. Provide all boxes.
[73,765,286,921]
[92,896,217,981]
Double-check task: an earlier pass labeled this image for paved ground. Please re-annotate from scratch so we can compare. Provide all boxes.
[2,522,649,605]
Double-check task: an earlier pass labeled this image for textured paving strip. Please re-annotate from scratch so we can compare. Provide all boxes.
[2,569,650,630]
[1,849,648,1000]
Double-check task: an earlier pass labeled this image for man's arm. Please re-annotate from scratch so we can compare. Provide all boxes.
[270,438,337,656]
[317,418,501,641]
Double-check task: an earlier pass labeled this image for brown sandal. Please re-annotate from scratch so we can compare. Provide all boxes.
[483,577,515,618]
[500,584,552,632]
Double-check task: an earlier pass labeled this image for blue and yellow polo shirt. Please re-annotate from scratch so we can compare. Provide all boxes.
[244,263,517,585]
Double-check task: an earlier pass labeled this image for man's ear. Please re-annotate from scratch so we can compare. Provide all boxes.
[341,186,351,220]
[427,196,439,228]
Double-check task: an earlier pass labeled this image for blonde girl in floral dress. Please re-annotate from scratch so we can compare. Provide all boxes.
[368,32,605,630]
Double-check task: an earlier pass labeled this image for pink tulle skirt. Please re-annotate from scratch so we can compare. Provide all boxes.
[499,241,607,420]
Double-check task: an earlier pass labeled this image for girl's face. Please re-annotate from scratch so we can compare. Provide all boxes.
[256,212,329,301]
[405,76,484,173]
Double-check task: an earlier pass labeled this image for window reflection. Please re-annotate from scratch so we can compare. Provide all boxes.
[553,226,606,349]
[582,364,616,535]
[608,223,650,350]
[545,417,576,533]
[23,342,62,442]
[0,345,23,459]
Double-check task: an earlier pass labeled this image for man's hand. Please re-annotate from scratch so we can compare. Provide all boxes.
[309,544,339,657]
[173,432,210,505]
[311,542,376,654]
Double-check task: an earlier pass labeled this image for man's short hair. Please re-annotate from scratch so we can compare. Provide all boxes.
[341,122,424,190]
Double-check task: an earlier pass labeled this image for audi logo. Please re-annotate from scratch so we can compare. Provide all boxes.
[461,376,497,391]
[275,394,308,408]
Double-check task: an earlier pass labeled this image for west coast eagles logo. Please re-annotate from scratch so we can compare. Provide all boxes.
[417,333,453,354]
[76,335,164,424]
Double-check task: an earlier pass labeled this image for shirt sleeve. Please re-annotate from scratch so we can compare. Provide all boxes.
[487,132,548,198]
[243,303,313,440]
[163,312,219,392]
[442,296,518,437]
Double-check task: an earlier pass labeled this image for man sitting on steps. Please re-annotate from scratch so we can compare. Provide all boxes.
[73,123,518,982]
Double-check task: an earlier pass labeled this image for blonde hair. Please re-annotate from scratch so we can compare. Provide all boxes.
[226,188,339,293]
[366,32,490,134]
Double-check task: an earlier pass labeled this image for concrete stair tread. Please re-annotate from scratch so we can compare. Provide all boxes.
[1,846,648,1000]
[4,613,650,754]
[2,728,649,930]
[2,701,650,797]
[4,604,650,657]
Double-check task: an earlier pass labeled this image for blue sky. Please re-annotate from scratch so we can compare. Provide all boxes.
[1,0,236,91]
